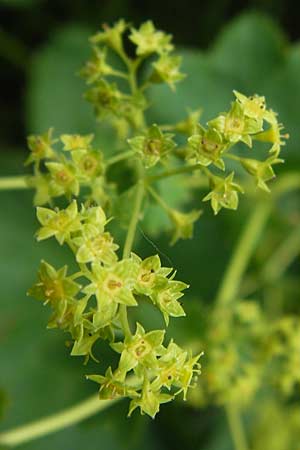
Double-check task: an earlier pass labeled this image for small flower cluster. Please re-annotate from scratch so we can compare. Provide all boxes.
[185,90,287,214]
[28,201,202,417]
[26,130,107,206]
[81,20,185,137]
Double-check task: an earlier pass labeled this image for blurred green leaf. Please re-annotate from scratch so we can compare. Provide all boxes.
[27,26,93,135]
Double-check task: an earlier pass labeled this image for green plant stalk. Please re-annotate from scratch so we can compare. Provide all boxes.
[215,201,272,450]
[0,176,29,191]
[262,225,300,283]
[0,395,116,448]
[106,149,135,167]
[123,180,145,259]
[225,403,249,450]
[215,200,272,306]
[147,163,203,183]
[119,178,145,336]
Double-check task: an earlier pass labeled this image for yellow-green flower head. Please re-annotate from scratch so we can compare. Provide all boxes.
[151,54,185,90]
[128,377,173,418]
[36,201,81,244]
[234,90,267,120]
[74,232,119,265]
[90,19,127,52]
[71,149,104,181]
[25,128,56,165]
[79,204,107,237]
[128,124,176,168]
[168,208,202,245]
[152,341,203,400]
[27,260,82,331]
[129,21,173,56]
[112,323,166,378]
[84,259,138,329]
[60,133,94,151]
[240,155,284,192]
[87,367,139,400]
[132,254,172,296]
[84,79,123,119]
[80,47,114,85]
[203,172,244,215]
[152,341,187,391]
[28,260,80,305]
[187,125,228,170]
[153,281,187,325]
[46,161,79,198]
[255,109,289,156]
[71,324,100,360]
[208,101,263,147]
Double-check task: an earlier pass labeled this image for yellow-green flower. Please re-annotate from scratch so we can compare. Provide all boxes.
[129,21,173,56]
[36,201,81,244]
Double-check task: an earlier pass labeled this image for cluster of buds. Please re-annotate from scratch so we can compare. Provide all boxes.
[80,20,185,138]
[26,130,107,206]
[28,201,202,417]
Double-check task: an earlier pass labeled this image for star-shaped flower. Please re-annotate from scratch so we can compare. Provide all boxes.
[112,323,165,378]
[36,201,81,244]
[129,21,173,56]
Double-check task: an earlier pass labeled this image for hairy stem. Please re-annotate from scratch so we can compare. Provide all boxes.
[0,176,29,191]
[225,403,249,450]
[0,395,116,448]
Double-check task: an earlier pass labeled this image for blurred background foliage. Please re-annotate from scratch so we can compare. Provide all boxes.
[0,1,300,450]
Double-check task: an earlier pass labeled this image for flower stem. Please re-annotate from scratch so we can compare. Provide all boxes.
[0,395,116,448]
[215,200,271,306]
[106,150,135,167]
[123,179,145,259]
[262,224,300,283]
[0,176,29,191]
[225,403,249,450]
[147,164,203,183]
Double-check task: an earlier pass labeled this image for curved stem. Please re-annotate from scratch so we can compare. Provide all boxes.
[0,176,29,191]
[262,225,300,283]
[215,200,271,306]
[0,395,116,448]
[106,150,135,167]
[147,164,203,183]
[215,202,272,450]
[225,403,249,450]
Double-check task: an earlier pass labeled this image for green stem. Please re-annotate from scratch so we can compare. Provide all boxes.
[122,180,145,259]
[215,201,271,306]
[0,176,29,191]
[147,184,172,214]
[225,403,249,450]
[0,395,116,448]
[262,225,300,283]
[120,176,145,336]
[106,150,135,167]
[147,164,203,183]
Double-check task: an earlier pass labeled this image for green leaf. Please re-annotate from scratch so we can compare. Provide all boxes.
[210,12,287,89]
